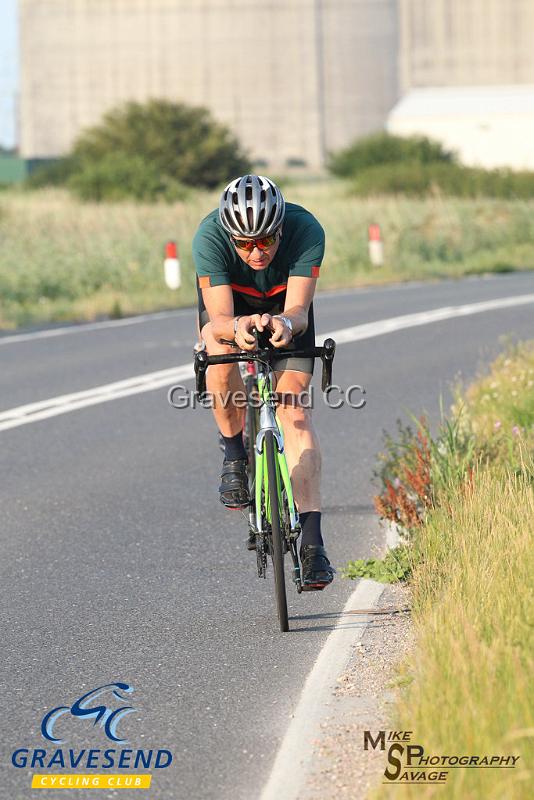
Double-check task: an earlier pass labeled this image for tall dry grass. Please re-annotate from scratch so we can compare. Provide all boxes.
[1,182,534,327]
[380,462,533,799]
[372,342,534,799]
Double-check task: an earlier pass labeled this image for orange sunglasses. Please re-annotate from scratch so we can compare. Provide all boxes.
[232,231,280,251]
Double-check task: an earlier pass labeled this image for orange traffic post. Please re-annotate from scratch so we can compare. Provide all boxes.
[164,241,181,289]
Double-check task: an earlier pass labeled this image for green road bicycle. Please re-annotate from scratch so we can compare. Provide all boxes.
[194,332,336,632]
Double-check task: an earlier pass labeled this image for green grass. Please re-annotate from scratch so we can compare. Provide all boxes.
[369,343,534,799]
[454,340,534,467]
[343,545,413,583]
[1,182,534,328]
[0,187,211,328]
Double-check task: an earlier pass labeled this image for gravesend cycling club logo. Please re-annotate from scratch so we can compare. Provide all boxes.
[11,682,173,791]
[364,730,520,785]
[41,682,135,744]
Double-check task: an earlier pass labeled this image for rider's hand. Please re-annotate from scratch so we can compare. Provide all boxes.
[269,316,293,348]
[235,313,272,351]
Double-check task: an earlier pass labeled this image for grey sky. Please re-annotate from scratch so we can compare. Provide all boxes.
[0,0,18,149]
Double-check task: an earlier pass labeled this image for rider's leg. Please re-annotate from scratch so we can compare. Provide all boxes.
[202,321,245,438]
[202,322,249,508]
[274,369,321,512]
[275,369,334,589]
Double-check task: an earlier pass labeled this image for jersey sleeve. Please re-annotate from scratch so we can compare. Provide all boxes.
[192,222,232,288]
[288,216,325,280]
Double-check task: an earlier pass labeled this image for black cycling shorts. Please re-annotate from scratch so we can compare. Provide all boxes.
[197,279,315,375]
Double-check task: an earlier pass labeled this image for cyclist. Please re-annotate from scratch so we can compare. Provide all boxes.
[192,174,334,591]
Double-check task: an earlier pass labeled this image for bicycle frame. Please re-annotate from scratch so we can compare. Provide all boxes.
[253,369,299,536]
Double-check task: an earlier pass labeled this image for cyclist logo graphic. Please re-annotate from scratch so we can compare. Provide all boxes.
[41,682,136,744]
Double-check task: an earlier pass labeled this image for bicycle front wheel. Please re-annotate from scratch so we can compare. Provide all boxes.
[265,430,289,632]
[244,373,258,487]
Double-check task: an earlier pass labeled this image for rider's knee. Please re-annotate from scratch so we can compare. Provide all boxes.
[276,400,312,430]
[275,372,313,425]
[201,322,235,356]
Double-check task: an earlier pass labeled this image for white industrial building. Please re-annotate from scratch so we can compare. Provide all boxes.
[387,85,534,170]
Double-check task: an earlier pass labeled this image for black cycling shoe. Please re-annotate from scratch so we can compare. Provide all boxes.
[219,459,250,509]
[300,544,336,591]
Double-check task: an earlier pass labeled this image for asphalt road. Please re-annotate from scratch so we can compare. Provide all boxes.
[1,271,533,799]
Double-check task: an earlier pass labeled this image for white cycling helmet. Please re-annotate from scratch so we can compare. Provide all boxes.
[219,174,285,238]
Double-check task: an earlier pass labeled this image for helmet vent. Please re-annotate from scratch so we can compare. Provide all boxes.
[265,206,276,229]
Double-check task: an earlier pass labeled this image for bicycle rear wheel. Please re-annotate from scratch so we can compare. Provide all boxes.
[265,430,289,632]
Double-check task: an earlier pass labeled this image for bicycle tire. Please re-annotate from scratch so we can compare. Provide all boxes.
[265,430,289,632]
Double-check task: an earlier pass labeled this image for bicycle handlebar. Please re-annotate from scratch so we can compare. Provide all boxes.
[194,337,336,396]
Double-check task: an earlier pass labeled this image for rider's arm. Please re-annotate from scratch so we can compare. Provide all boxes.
[201,284,236,342]
[280,275,317,336]
[280,212,324,338]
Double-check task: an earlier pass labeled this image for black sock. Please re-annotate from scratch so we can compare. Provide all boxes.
[222,432,247,462]
[299,511,324,549]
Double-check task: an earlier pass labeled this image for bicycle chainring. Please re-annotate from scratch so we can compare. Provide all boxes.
[256,534,267,579]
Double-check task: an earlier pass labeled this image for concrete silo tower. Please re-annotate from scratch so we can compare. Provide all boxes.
[19,0,399,169]
[398,0,534,91]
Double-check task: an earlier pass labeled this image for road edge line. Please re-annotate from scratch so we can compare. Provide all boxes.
[260,578,385,800]
[3,292,534,432]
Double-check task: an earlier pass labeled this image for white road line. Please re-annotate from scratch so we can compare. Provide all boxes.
[0,285,365,346]
[260,579,385,800]
[0,284,397,346]
[0,365,194,432]
[1,275,532,347]
[0,308,192,346]
[1,293,534,433]
[320,293,534,343]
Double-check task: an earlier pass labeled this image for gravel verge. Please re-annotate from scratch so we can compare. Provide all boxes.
[299,583,413,800]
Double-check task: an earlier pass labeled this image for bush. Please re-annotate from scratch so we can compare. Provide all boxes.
[26,158,76,189]
[328,132,455,177]
[41,99,251,201]
[351,161,534,199]
[66,152,189,203]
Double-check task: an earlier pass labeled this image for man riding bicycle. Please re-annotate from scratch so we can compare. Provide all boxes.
[192,174,335,591]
